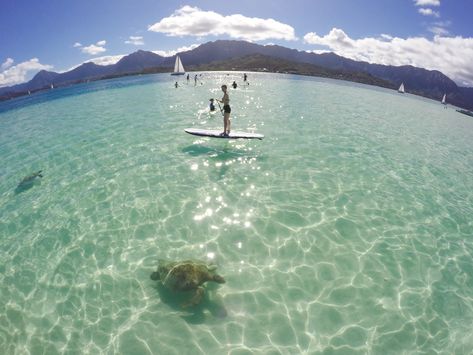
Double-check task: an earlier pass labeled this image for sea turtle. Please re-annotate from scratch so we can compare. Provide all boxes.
[16,170,43,193]
[150,259,225,307]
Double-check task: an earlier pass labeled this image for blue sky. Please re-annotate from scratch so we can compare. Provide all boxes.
[1,0,473,87]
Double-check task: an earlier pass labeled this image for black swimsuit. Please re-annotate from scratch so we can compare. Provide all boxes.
[223,105,231,113]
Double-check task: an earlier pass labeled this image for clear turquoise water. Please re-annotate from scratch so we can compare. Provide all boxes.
[1,72,473,354]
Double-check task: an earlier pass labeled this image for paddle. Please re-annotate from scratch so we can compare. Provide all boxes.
[216,100,224,116]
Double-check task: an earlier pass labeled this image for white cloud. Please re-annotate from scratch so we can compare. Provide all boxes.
[64,54,127,72]
[428,21,450,36]
[148,5,297,42]
[0,58,53,87]
[303,28,473,86]
[1,58,14,70]
[152,43,200,57]
[307,49,332,55]
[428,26,449,36]
[304,28,354,49]
[433,20,451,27]
[380,34,394,41]
[86,54,125,66]
[418,8,440,17]
[414,0,440,6]
[69,43,202,72]
[77,40,107,55]
[125,36,144,45]
[81,44,106,55]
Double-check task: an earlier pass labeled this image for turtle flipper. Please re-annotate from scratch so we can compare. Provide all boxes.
[182,287,204,308]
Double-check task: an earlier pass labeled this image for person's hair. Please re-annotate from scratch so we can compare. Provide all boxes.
[221,85,227,90]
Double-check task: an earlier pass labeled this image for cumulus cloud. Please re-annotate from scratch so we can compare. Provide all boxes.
[148,5,297,41]
[82,44,106,55]
[152,43,200,57]
[0,58,53,87]
[64,54,127,73]
[303,28,473,86]
[414,0,440,6]
[1,58,14,70]
[418,8,440,17]
[125,36,144,45]
[86,54,125,66]
[77,40,107,55]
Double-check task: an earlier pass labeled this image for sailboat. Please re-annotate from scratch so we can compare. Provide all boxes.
[50,84,54,89]
[441,93,447,105]
[171,55,185,75]
[398,82,405,93]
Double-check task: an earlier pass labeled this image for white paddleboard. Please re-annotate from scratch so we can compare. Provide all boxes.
[185,128,264,140]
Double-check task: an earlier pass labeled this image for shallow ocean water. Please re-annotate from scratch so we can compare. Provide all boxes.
[1,72,473,354]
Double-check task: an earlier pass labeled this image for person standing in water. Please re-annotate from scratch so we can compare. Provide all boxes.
[209,98,216,112]
[243,73,249,85]
[216,85,231,136]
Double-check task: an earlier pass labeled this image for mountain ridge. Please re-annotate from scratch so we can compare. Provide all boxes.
[1,40,471,110]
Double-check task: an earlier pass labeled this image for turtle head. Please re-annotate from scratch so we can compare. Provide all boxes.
[212,274,226,284]
[150,271,160,281]
[150,259,170,281]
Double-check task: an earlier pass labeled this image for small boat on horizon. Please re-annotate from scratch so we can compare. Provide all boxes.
[171,55,185,76]
[441,93,448,109]
[398,82,405,93]
[50,84,54,89]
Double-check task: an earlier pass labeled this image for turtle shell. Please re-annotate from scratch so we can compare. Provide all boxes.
[153,259,224,291]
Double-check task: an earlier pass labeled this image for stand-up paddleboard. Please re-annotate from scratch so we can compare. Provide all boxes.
[185,128,264,140]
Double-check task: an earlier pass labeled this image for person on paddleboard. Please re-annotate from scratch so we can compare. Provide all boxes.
[216,85,231,136]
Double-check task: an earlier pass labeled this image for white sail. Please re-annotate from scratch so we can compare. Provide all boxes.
[441,93,446,104]
[398,82,405,93]
[172,55,185,75]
